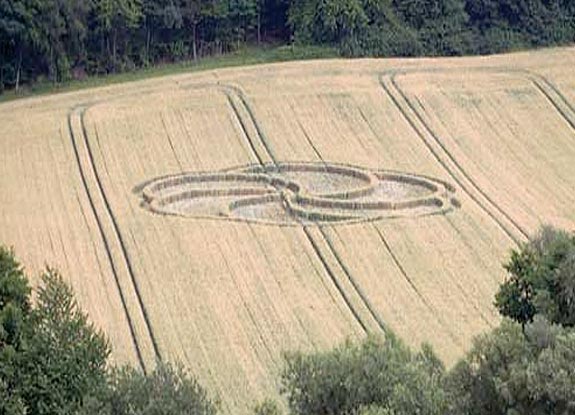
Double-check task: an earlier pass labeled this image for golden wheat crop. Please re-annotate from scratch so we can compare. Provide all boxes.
[0,46,574,413]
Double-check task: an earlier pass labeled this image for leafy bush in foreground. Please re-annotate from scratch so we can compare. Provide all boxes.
[496,226,575,328]
[281,334,446,415]
[446,317,575,415]
[0,255,109,415]
[254,399,284,415]
[83,362,219,415]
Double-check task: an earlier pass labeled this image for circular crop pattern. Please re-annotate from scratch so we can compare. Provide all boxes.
[141,162,458,225]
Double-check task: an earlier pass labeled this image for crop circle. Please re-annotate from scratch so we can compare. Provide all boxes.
[141,162,458,225]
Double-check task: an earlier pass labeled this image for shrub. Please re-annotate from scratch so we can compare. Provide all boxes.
[445,317,575,415]
[0,247,30,313]
[495,226,575,328]
[254,398,284,415]
[281,334,446,415]
[85,362,219,415]
[1,263,110,415]
[17,269,110,414]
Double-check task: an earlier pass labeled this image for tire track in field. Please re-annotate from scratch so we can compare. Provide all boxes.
[78,107,162,363]
[225,93,265,165]
[68,106,161,372]
[319,227,387,333]
[288,102,392,334]
[160,113,184,171]
[185,82,278,165]
[379,73,528,245]
[67,108,145,370]
[352,100,469,341]
[372,223,470,342]
[288,100,324,162]
[380,69,575,244]
[301,226,368,333]
[525,72,575,133]
[371,225,427,307]
[379,220,492,328]
[222,85,384,335]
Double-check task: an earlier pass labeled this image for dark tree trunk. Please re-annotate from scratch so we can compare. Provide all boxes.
[146,26,151,64]
[257,10,261,44]
[15,46,23,91]
[192,23,197,61]
[49,45,55,83]
[112,30,117,67]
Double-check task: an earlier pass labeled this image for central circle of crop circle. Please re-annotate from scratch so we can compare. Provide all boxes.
[141,162,458,225]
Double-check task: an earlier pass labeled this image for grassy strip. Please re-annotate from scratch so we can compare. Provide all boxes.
[0,44,338,104]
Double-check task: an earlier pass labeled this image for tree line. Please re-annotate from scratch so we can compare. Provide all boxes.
[1,0,574,93]
[2,226,575,414]
[0,0,290,92]
[289,0,575,58]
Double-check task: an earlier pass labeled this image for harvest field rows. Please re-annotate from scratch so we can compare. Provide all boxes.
[1,47,574,413]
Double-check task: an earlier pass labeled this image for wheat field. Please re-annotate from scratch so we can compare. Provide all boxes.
[1,47,574,413]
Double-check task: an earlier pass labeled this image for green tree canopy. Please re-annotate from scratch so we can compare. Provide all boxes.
[281,334,446,415]
[83,362,219,415]
[0,247,30,314]
[1,269,110,415]
[2,0,575,92]
[0,247,31,414]
[495,226,575,328]
[445,317,575,415]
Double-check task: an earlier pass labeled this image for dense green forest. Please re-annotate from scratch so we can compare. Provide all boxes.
[2,226,575,414]
[1,0,574,92]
